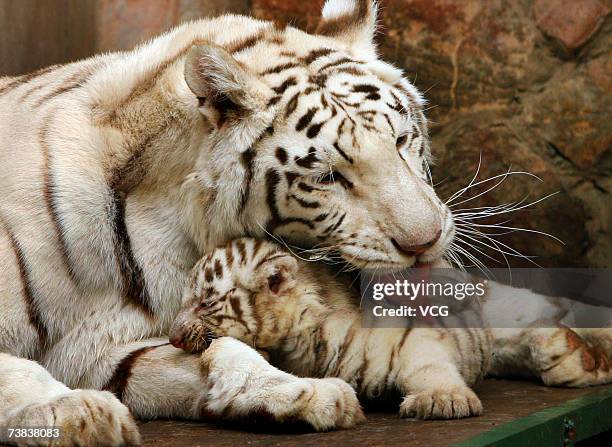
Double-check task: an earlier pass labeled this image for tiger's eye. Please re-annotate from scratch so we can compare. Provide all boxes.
[318,172,336,184]
[396,134,408,148]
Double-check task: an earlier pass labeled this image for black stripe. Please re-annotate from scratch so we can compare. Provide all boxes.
[320,57,357,71]
[295,147,319,169]
[275,147,288,165]
[290,194,320,208]
[40,115,77,281]
[382,112,395,135]
[332,142,353,163]
[103,343,170,401]
[272,77,298,95]
[301,48,335,64]
[260,61,301,75]
[110,190,154,317]
[297,182,322,193]
[285,92,300,118]
[229,31,265,54]
[295,108,318,131]
[306,122,324,139]
[236,239,247,261]
[389,91,405,113]
[0,64,60,97]
[267,95,282,107]
[285,171,299,186]
[240,148,256,210]
[34,65,97,108]
[2,221,48,348]
[306,121,325,138]
[335,66,367,76]
[265,169,314,231]
[323,212,346,235]
[330,97,356,124]
[214,259,223,279]
[352,84,379,94]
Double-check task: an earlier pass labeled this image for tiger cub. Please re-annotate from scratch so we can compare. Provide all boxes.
[170,238,492,419]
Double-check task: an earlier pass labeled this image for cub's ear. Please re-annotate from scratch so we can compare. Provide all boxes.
[184,43,272,112]
[316,0,378,59]
[253,254,298,296]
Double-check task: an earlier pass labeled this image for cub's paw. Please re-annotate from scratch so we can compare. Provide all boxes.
[399,387,482,420]
[7,390,140,446]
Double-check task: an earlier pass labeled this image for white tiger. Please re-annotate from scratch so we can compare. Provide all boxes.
[0,0,610,445]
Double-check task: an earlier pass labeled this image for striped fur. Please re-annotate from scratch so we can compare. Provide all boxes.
[171,238,491,419]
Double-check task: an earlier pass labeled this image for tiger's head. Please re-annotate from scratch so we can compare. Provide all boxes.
[184,0,453,270]
[169,238,313,353]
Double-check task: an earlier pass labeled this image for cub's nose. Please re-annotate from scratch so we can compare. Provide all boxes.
[169,334,186,349]
[392,229,442,257]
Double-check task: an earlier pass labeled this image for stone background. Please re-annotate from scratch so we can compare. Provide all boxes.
[0,0,609,267]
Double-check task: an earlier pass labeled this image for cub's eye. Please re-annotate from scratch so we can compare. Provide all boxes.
[396,134,408,148]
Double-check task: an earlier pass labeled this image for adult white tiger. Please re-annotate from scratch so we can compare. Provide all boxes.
[0,0,610,445]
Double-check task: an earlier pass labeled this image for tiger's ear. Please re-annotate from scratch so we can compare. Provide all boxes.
[316,0,378,60]
[184,43,272,112]
[253,254,298,296]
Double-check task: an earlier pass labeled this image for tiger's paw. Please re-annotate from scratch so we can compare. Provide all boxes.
[533,328,611,387]
[5,390,140,446]
[399,387,482,419]
[297,378,366,430]
[200,337,364,431]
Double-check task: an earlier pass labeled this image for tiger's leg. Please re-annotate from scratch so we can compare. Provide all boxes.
[0,353,140,446]
[395,329,483,419]
[78,337,364,430]
[490,327,611,387]
[484,282,611,387]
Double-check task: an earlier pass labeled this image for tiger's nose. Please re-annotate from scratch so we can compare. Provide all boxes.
[392,230,442,257]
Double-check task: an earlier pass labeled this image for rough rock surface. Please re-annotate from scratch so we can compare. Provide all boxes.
[253,0,611,268]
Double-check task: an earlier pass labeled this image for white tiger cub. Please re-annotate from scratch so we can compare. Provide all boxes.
[170,238,491,419]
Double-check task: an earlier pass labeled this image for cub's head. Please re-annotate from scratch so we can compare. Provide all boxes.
[185,0,453,270]
[169,238,302,353]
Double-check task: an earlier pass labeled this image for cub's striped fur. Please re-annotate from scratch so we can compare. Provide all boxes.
[170,238,491,419]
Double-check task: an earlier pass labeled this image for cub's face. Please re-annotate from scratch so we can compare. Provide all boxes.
[186,0,454,270]
[169,239,298,353]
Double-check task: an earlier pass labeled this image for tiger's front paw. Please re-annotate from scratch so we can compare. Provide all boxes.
[6,390,140,446]
[297,378,365,430]
[250,375,365,431]
[399,386,482,419]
